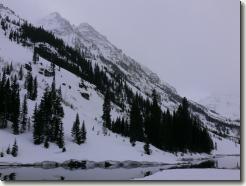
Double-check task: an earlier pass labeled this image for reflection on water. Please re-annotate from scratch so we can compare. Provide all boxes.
[0,173,16,181]
[0,166,172,181]
[0,155,240,181]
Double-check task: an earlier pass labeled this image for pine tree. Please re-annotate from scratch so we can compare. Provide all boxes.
[148,90,161,147]
[11,139,18,157]
[1,76,11,129]
[20,94,28,133]
[26,71,33,99]
[33,47,39,64]
[33,103,43,144]
[33,77,37,100]
[10,63,13,73]
[144,139,151,155]
[32,80,65,148]
[18,65,23,80]
[102,89,111,134]
[81,121,87,143]
[6,145,11,154]
[27,117,31,131]
[52,85,64,148]
[11,75,20,135]
[129,96,144,145]
[72,113,82,144]
[57,120,65,148]
[44,137,49,149]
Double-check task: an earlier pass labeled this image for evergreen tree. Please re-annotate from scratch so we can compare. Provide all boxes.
[44,137,49,149]
[20,94,28,133]
[52,85,65,148]
[6,145,11,154]
[102,89,111,134]
[57,120,65,148]
[71,113,82,145]
[33,77,37,100]
[33,47,39,64]
[148,90,161,147]
[11,75,20,135]
[18,65,23,80]
[81,121,87,143]
[33,103,43,144]
[32,81,64,148]
[129,96,144,145]
[10,63,13,73]
[144,139,151,155]
[11,139,18,157]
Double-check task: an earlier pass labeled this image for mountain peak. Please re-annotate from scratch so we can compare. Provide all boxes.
[42,12,67,23]
[47,12,63,20]
[37,12,73,35]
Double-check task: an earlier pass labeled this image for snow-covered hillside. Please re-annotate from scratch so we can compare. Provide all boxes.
[37,12,240,138]
[199,93,240,122]
[37,12,180,112]
[0,4,240,165]
[0,15,177,163]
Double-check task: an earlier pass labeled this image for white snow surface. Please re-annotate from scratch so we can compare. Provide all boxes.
[36,12,180,112]
[36,12,241,132]
[0,25,178,164]
[0,33,239,163]
[199,93,240,121]
[135,169,240,180]
[0,4,240,164]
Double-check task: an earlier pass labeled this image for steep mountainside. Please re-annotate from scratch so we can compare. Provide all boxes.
[0,4,240,164]
[37,12,240,138]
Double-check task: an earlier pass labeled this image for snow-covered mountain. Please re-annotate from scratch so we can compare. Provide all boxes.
[0,4,240,164]
[37,12,179,111]
[37,12,240,134]
[199,93,240,122]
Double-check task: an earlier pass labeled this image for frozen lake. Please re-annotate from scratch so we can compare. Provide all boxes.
[0,155,240,181]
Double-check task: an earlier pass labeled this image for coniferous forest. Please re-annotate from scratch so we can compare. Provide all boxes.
[0,15,214,155]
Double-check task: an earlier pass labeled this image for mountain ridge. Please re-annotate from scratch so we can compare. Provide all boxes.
[0,5,240,165]
[37,12,240,124]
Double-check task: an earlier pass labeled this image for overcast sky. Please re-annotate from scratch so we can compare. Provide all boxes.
[0,0,240,101]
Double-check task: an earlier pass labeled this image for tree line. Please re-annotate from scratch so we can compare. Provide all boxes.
[102,89,214,154]
[0,64,36,134]
[0,16,213,154]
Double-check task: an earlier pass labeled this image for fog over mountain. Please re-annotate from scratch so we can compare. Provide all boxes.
[1,0,240,103]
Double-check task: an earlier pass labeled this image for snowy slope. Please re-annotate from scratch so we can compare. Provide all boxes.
[0,21,177,164]
[36,12,240,138]
[199,93,240,121]
[36,12,179,112]
[0,4,240,164]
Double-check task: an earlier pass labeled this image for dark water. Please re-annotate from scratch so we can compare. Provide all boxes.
[0,155,240,181]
